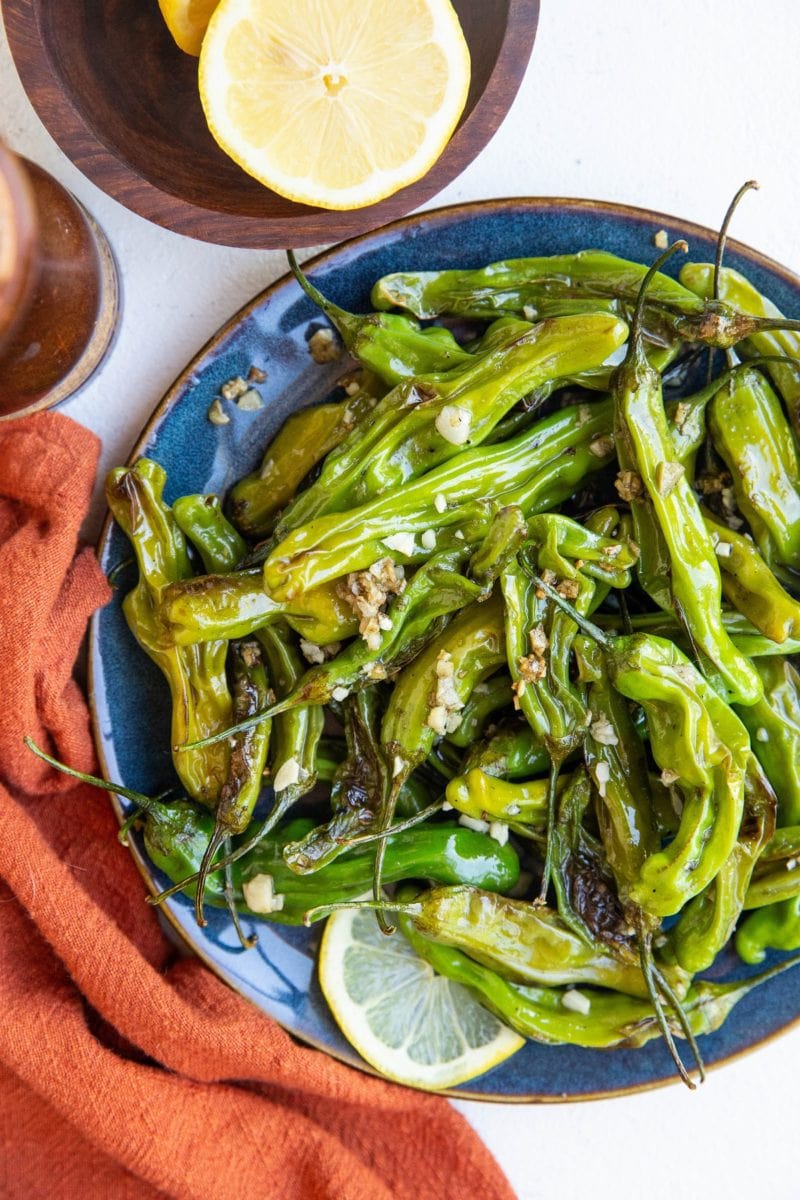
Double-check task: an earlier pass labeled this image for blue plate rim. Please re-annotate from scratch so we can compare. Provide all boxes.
[88,194,800,1103]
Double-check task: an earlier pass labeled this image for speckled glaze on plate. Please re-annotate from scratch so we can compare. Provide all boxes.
[89,197,800,1101]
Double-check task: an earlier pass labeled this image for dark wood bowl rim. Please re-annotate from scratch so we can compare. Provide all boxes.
[3,0,539,247]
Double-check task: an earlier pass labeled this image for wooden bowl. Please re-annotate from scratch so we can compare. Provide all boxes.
[4,0,539,248]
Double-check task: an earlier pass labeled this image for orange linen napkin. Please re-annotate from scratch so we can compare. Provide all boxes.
[0,412,516,1200]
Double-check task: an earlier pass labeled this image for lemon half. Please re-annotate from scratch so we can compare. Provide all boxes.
[158,0,220,56]
[319,904,523,1090]
[198,0,471,209]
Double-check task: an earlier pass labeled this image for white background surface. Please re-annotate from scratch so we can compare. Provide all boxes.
[2,3,799,1197]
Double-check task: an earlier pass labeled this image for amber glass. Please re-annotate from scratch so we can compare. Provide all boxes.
[0,144,119,420]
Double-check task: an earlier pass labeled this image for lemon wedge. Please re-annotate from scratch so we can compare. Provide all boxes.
[198,0,471,210]
[158,0,220,56]
[318,903,523,1090]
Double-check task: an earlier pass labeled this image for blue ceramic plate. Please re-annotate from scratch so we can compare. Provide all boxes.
[90,197,800,1101]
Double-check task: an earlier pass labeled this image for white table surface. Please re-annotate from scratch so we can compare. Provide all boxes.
[3,3,799,1196]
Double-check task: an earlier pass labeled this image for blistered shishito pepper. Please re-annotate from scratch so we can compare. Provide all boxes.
[595,608,800,659]
[193,637,272,924]
[275,309,627,531]
[461,722,550,781]
[670,757,776,972]
[160,572,357,646]
[288,251,474,385]
[736,656,800,825]
[681,261,800,437]
[608,633,751,917]
[105,460,232,807]
[283,688,388,873]
[173,494,248,573]
[578,637,659,920]
[255,620,325,823]
[384,884,680,999]
[371,251,701,321]
[263,397,616,601]
[394,897,800,1051]
[228,382,381,537]
[445,767,550,826]
[701,510,800,645]
[373,249,800,349]
[737,898,800,965]
[743,826,800,910]
[612,246,761,706]
[708,366,800,571]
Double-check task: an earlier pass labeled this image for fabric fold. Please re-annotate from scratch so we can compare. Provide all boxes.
[0,412,515,1200]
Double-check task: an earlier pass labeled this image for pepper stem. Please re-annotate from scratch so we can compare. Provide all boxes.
[630,241,689,354]
[223,836,257,950]
[713,180,759,302]
[638,930,696,1089]
[287,250,356,342]
[535,759,561,905]
[302,898,424,927]
[530,576,611,646]
[24,737,171,818]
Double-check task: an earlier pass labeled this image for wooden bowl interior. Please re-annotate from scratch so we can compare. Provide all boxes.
[42,0,511,218]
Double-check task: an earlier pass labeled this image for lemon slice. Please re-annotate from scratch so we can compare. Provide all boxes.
[319,904,523,1090]
[158,0,220,56]
[198,0,471,210]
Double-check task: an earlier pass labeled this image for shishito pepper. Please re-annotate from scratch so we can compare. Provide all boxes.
[275,308,628,532]
[105,460,232,806]
[736,657,800,826]
[372,249,800,348]
[372,883,678,999]
[394,896,800,1051]
[701,510,800,645]
[681,261,800,437]
[228,382,381,538]
[263,396,617,601]
[669,757,776,972]
[708,366,800,571]
[24,739,522,922]
[612,244,761,706]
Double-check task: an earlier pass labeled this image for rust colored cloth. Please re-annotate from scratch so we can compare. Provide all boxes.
[0,413,515,1200]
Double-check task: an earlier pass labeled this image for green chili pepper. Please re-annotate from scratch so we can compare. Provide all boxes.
[193,637,272,925]
[737,898,800,965]
[228,385,381,538]
[445,673,512,747]
[373,249,800,349]
[608,633,751,917]
[173,494,248,573]
[708,367,800,570]
[289,251,474,385]
[274,311,626,534]
[161,572,357,646]
[736,657,800,825]
[283,688,389,873]
[371,251,700,320]
[670,756,776,972]
[578,637,659,918]
[742,826,800,910]
[445,767,550,825]
[701,510,800,645]
[255,620,325,823]
[263,397,616,601]
[681,261,800,437]
[594,609,800,658]
[386,884,679,999]
[105,460,232,806]
[461,722,550,780]
[612,245,761,706]
[395,899,800,1052]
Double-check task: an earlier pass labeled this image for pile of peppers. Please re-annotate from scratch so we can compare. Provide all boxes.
[34,224,800,1088]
